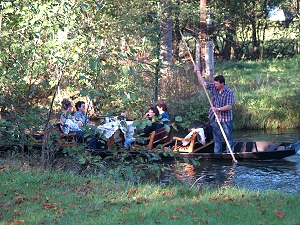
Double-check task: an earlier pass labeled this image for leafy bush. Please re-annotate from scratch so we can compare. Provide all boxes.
[168,93,211,129]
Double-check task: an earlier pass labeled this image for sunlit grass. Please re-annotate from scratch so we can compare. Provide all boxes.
[1,167,300,225]
[214,57,300,129]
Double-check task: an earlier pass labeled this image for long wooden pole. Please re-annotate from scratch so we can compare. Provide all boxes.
[180,31,237,163]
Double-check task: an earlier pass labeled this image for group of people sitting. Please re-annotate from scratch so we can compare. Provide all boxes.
[124,101,170,149]
[59,98,104,149]
[59,97,217,152]
[59,98,171,150]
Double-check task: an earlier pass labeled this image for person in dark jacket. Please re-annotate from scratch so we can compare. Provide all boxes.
[156,101,170,128]
[137,106,159,137]
[124,106,159,148]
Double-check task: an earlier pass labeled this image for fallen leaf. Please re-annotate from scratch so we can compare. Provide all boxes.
[136,195,143,199]
[168,214,179,219]
[13,209,22,214]
[15,219,25,224]
[15,199,23,206]
[204,208,211,215]
[127,188,137,195]
[163,191,173,196]
[274,209,286,218]
[55,207,65,213]
[68,204,77,209]
[223,196,234,201]
[43,203,52,209]
[215,209,221,215]
[43,182,49,185]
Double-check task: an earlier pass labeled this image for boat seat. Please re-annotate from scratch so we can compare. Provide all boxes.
[54,123,77,147]
[133,124,173,150]
[172,133,198,153]
[153,124,174,149]
[172,130,213,153]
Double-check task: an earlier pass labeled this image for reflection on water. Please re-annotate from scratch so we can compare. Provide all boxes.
[162,155,300,194]
[162,129,300,193]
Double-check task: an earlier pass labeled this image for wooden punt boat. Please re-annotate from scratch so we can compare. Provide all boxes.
[170,141,297,160]
[93,141,297,161]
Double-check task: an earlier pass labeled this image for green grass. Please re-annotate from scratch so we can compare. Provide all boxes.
[1,165,300,225]
[167,57,299,130]
[214,57,300,129]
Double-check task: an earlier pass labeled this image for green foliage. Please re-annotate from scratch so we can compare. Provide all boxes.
[168,93,211,129]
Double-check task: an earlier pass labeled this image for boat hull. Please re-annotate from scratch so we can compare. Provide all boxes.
[174,149,296,160]
[93,141,297,161]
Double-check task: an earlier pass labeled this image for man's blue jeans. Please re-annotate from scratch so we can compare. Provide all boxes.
[211,119,234,153]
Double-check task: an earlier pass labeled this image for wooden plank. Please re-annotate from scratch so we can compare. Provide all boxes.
[192,141,214,153]
[263,142,282,152]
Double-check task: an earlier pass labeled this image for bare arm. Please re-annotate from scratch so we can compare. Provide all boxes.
[194,67,207,88]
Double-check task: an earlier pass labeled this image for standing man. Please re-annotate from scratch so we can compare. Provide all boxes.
[195,67,234,153]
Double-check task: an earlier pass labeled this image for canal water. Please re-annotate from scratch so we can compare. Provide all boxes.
[161,128,300,194]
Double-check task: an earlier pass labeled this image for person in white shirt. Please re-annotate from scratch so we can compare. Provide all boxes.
[60,98,99,149]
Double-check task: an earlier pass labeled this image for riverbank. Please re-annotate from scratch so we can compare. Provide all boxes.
[167,58,300,130]
[1,164,300,225]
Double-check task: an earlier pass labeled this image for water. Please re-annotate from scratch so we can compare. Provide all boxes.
[162,128,300,194]
[233,128,300,143]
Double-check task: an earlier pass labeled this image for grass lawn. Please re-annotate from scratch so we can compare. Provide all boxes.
[1,164,300,225]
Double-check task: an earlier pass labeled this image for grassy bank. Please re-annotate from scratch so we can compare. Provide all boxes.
[167,57,300,130]
[1,165,300,225]
[221,58,300,129]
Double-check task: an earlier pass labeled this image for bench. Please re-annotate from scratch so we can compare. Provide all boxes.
[172,132,198,153]
[133,124,173,150]
[172,129,213,153]
[54,123,78,147]
[152,124,173,149]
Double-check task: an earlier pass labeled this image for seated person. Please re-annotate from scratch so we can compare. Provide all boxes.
[60,98,84,142]
[188,121,213,143]
[156,101,170,128]
[60,98,99,149]
[124,106,159,148]
[74,101,94,126]
[176,121,213,147]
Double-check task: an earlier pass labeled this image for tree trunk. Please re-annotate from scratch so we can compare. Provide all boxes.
[160,0,173,75]
[199,0,207,77]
